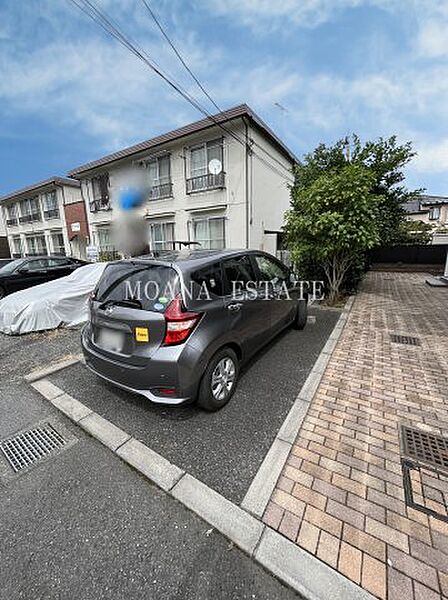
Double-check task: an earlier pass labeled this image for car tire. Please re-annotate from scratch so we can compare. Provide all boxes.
[0,285,5,301]
[292,299,308,330]
[197,347,239,412]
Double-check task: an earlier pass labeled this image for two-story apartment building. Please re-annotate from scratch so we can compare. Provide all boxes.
[68,104,296,256]
[0,177,84,258]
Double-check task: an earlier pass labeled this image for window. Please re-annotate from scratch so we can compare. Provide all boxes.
[21,258,49,272]
[91,173,110,211]
[43,191,59,219]
[5,204,18,225]
[192,217,225,249]
[95,263,179,312]
[11,236,22,257]
[48,257,72,266]
[187,139,225,192]
[149,222,175,251]
[192,263,224,297]
[222,255,256,294]
[51,232,66,255]
[96,227,112,250]
[19,197,41,222]
[26,235,47,255]
[429,207,441,220]
[254,255,290,284]
[147,155,172,200]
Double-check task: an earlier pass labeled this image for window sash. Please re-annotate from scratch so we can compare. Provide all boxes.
[7,205,17,219]
[192,217,225,249]
[430,207,441,220]
[149,222,174,251]
[190,139,223,178]
[27,235,47,254]
[43,191,57,211]
[51,233,65,255]
[148,155,171,187]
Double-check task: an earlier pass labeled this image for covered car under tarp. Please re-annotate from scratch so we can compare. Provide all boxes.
[0,262,107,335]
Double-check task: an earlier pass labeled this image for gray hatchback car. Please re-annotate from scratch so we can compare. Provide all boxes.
[81,249,308,411]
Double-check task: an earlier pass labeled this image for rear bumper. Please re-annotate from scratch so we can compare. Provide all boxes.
[81,324,203,405]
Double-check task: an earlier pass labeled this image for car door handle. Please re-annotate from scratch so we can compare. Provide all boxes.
[227,302,243,311]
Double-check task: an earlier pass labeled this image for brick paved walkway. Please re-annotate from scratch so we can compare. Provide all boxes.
[263,272,448,600]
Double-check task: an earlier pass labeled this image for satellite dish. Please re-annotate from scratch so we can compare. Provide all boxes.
[208,159,222,175]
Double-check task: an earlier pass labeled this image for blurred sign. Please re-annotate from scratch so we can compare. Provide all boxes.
[71,222,81,232]
[86,245,99,262]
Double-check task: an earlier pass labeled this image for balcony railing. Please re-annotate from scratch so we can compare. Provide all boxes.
[18,213,41,224]
[44,208,60,220]
[90,198,111,213]
[186,172,225,194]
[148,182,173,201]
[6,218,17,226]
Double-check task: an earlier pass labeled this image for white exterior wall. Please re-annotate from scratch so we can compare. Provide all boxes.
[2,184,80,257]
[81,118,293,253]
[248,124,294,252]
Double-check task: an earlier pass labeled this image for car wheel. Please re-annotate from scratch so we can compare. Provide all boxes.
[0,285,5,301]
[292,299,308,330]
[197,347,239,412]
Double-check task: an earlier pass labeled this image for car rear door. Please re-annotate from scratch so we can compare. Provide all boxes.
[221,254,272,358]
[253,253,296,334]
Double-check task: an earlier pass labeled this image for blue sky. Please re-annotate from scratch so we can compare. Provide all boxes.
[1,0,448,196]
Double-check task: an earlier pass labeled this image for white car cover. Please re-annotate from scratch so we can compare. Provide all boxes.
[0,262,107,335]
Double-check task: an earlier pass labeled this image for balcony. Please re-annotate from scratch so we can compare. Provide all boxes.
[6,218,17,226]
[18,213,41,224]
[186,172,225,194]
[148,182,173,201]
[44,208,60,220]
[90,198,111,213]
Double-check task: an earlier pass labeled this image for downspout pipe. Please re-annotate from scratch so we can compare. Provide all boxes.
[243,117,250,249]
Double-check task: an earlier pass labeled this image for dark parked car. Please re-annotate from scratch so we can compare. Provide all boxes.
[0,258,13,269]
[0,256,88,299]
[82,249,308,411]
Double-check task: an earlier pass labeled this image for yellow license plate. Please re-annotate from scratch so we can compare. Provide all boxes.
[135,327,149,342]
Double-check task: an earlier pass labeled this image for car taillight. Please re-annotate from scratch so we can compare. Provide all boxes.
[162,294,201,346]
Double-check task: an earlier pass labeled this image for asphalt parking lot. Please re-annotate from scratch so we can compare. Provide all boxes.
[49,306,340,503]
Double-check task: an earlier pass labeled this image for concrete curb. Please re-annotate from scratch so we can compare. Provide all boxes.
[25,355,83,383]
[241,295,355,519]
[255,528,376,600]
[172,474,265,556]
[116,438,184,492]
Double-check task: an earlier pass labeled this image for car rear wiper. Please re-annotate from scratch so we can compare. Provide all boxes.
[99,298,143,310]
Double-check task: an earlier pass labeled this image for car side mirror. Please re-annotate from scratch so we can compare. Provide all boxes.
[17,267,29,274]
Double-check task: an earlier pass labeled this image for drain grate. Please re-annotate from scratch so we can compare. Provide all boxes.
[402,460,448,523]
[0,424,67,473]
[390,334,421,346]
[401,425,448,472]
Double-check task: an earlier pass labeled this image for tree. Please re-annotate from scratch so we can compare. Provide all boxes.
[396,220,433,245]
[290,135,421,247]
[350,135,422,245]
[286,163,379,304]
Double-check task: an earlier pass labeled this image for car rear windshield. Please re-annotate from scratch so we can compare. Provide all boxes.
[94,262,179,312]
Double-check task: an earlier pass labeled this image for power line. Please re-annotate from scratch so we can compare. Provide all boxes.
[140,0,221,115]
[139,0,293,176]
[67,0,293,181]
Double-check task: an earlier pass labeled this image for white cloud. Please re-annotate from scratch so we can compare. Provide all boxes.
[200,0,400,29]
[413,139,448,173]
[417,21,448,58]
